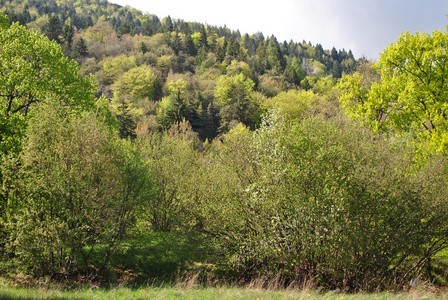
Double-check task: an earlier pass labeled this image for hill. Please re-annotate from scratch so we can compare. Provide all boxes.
[1,0,359,139]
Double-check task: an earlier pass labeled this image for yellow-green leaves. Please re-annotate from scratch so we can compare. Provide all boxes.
[337,27,448,153]
[111,65,158,116]
[262,89,317,121]
[102,54,137,84]
[0,19,96,154]
[0,14,9,30]
[214,73,255,105]
[214,73,261,129]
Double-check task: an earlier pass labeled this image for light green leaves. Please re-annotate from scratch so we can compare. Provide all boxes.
[214,73,255,105]
[0,18,97,154]
[337,27,448,153]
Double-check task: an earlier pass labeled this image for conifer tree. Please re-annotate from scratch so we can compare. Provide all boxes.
[116,99,137,139]
[75,37,88,57]
[139,41,148,54]
[199,24,208,49]
[43,14,62,44]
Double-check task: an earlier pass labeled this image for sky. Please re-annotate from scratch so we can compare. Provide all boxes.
[109,0,447,60]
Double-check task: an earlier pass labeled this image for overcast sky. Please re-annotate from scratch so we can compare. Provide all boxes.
[109,0,447,60]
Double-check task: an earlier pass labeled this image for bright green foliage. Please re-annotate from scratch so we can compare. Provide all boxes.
[5,102,151,276]
[102,55,137,85]
[226,60,252,78]
[338,28,448,153]
[156,80,188,129]
[0,14,8,29]
[291,57,306,83]
[156,55,173,75]
[262,89,318,120]
[111,65,158,117]
[214,73,261,129]
[0,18,96,155]
[139,125,198,231]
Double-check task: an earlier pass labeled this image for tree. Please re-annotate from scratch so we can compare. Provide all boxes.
[0,14,8,30]
[102,55,137,85]
[116,99,137,139]
[156,80,189,129]
[62,23,74,45]
[214,73,261,130]
[111,65,159,115]
[0,17,96,155]
[266,37,286,72]
[199,24,208,49]
[337,28,448,153]
[162,15,174,32]
[171,30,181,55]
[117,21,131,37]
[142,21,153,36]
[183,23,196,56]
[42,14,62,44]
[262,89,318,120]
[139,128,198,231]
[139,41,148,54]
[75,37,88,57]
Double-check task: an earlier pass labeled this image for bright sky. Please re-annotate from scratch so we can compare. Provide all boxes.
[110,0,447,60]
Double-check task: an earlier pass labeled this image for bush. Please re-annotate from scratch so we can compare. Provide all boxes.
[193,111,448,290]
[3,102,152,278]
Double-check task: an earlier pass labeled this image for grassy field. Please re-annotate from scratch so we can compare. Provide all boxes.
[1,284,447,300]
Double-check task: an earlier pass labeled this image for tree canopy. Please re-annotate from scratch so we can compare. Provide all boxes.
[337,27,448,153]
[0,16,96,154]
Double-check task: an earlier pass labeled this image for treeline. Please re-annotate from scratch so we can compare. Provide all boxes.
[1,1,448,292]
[1,0,357,140]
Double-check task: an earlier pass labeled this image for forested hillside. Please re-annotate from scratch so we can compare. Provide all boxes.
[1,0,357,139]
[1,0,448,293]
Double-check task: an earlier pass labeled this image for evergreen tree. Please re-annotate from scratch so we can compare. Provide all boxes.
[75,37,88,57]
[142,21,152,36]
[43,14,62,44]
[118,21,131,37]
[183,23,196,56]
[331,47,339,62]
[171,30,181,55]
[199,24,208,49]
[116,100,136,139]
[62,23,74,45]
[163,15,174,32]
[139,41,148,54]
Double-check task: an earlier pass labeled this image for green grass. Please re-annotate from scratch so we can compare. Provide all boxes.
[1,284,448,300]
[109,226,217,283]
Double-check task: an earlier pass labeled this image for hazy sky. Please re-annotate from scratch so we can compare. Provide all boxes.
[109,0,447,60]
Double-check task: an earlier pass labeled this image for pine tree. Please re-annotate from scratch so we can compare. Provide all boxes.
[75,37,88,57]
[199,24,208,49]
[171,30,181,55]
[43,14,62,44]
[118,21,131,37]
[183,23,196,56]
[142,22,152,36]
[116,100,136,139]
[139,41,148,54]
[62,23,74,45]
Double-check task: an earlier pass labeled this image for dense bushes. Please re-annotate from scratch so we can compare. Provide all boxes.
[183,112,448,290]
[2,103,152,278]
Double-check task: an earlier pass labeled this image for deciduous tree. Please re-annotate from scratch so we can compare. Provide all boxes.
[337,28,448,153]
